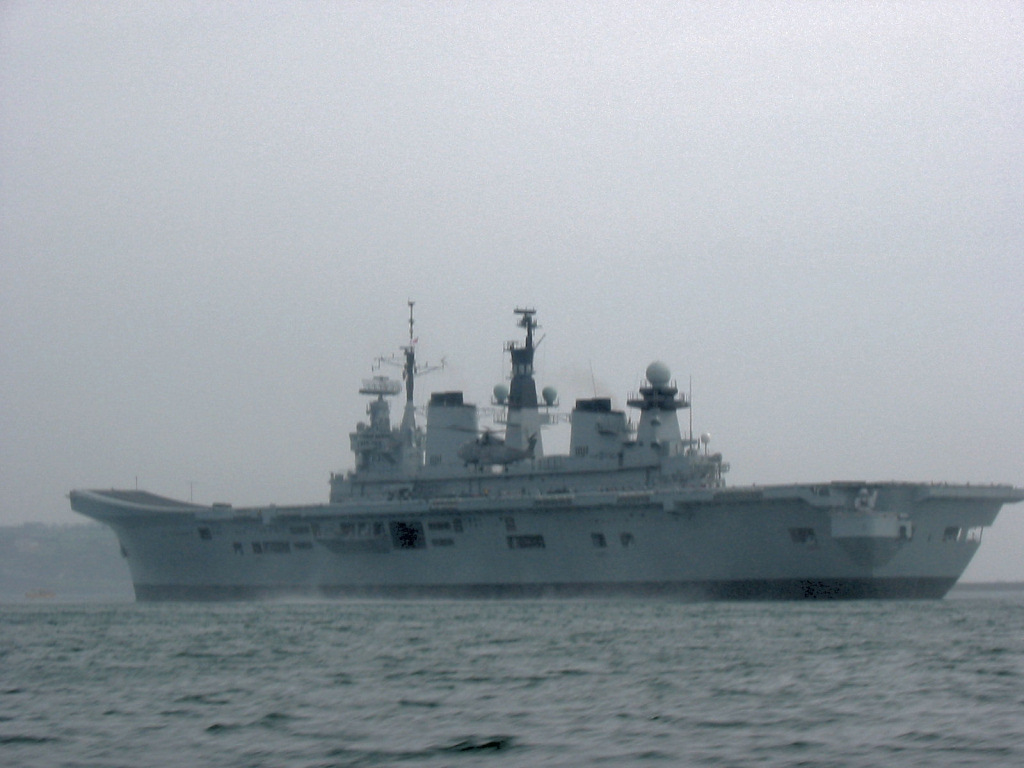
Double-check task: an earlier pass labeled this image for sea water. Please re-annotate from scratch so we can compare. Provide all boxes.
[2,594,1023,767]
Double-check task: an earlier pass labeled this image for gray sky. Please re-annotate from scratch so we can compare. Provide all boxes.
[2,1,1022,581]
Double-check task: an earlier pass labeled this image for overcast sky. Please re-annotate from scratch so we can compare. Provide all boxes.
[2,2,1022,580]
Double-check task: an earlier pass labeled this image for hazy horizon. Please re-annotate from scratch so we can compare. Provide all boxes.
[2,2,1022,581]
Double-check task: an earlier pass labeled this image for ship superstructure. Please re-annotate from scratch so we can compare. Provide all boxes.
[70,307,1023,601]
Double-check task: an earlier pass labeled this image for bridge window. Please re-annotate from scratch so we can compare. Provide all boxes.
[591,533,607,548]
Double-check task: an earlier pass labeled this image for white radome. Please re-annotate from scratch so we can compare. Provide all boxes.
[646,360,671,386]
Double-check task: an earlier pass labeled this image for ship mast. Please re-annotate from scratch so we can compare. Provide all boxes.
[349,302,442,475]
[400,300,417,435]
[389,300,443,446]
[503,307,544,456]
[627,361,690,454]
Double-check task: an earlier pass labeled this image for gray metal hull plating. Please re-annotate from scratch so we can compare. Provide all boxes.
[69,482,1019,601]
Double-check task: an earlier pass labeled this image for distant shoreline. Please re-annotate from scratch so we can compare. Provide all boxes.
[951,581,1024,592]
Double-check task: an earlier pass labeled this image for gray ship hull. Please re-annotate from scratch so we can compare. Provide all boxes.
[128,579,958,601]
[70,482,1021,601]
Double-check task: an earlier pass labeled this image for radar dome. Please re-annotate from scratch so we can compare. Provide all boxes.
[646,361,671,386]
[493,384,509,404]
[700,432,711,445]
[542,386,558,406]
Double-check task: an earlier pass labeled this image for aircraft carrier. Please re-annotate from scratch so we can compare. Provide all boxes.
[70,305,1023,600]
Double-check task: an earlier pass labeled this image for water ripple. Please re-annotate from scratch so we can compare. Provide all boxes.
[1,597,1023,767]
